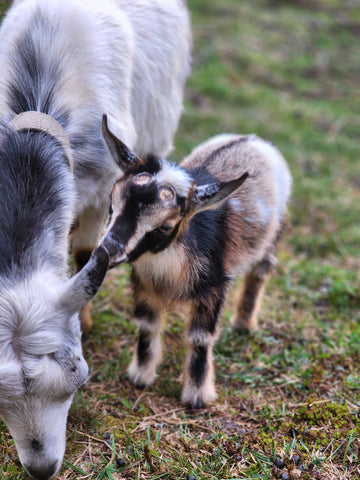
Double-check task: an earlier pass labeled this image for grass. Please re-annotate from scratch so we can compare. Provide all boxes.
[0,0,360,478]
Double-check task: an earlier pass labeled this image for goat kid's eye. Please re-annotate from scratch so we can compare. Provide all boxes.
[159,186,175,202]
[156,224,173,234]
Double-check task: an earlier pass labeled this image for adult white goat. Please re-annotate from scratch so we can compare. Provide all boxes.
[0,0,191,478]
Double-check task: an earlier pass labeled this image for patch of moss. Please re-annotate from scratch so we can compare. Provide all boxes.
[100,414,125,441]
[256,430,276,450]
[295,397,352,430]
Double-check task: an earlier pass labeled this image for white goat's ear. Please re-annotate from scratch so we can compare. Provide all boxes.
[60,246,109,315]
[101,114,142,173]
[190,173,249,213]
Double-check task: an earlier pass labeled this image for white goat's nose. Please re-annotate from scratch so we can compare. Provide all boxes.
[25,460,58,480]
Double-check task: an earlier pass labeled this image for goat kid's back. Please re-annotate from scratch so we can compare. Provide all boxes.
[100,123,292,409]
[181,134,291,280]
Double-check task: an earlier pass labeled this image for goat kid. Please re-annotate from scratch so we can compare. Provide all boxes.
[100,117,292,409]
[0,0,191,478]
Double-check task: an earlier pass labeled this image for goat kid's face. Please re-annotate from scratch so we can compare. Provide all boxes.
[100,115,248,267]
[103,170,185,266]
[0,247,109,479]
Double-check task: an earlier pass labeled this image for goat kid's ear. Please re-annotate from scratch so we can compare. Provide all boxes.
[191,173,249,213]
[60,246,110,315]
[101,114,142,173]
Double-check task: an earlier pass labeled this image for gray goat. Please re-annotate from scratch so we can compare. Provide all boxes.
[100,117,292,409]
[0,0,191,478]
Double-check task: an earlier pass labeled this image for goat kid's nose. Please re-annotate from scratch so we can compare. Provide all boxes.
[25,461,58,480]
[109,248,127,268]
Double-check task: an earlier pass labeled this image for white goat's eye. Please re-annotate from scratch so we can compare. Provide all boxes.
[133,173,152,185]
[159,185,175,202]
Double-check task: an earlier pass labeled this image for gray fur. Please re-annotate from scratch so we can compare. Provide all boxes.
[0,0,191,477]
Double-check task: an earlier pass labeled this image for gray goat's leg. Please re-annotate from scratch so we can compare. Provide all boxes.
[71,202,109,335]
[182,290,224,408]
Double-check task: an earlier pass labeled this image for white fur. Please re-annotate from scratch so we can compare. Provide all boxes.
[155,159,194,198]
[0,0,191,216]
[181,349,217,407]
[186,133,241,157]
[0,0,191,477]
[128,333,162,387]
[134,243,200,298]
[0,272,87,478]
[250,137,292,222]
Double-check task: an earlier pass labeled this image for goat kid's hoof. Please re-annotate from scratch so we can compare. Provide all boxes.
[181,386,216,410]
[184,398,206,410]
[127,362,157,388]
[230,315,257,335]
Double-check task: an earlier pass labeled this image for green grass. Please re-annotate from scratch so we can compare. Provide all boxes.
[1,0,360,478]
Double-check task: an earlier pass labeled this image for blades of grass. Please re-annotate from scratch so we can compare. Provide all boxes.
[63,461,88,475]
[342,432,355,472]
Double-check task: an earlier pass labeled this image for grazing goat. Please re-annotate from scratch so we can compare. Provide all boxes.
[100,116,292,409]
[0,0,191,478]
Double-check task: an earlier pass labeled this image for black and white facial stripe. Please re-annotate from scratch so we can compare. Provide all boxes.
[102,158,192,267]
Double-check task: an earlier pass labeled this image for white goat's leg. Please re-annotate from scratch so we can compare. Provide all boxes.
[128,293,165,387]
[182,291,224,408]
[71,202,109,335]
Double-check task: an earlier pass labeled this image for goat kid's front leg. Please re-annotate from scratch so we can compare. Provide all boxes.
[128,292,164,388]
[182,291,224,409]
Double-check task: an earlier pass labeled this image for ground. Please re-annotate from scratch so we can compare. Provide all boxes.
[0,0,359,479]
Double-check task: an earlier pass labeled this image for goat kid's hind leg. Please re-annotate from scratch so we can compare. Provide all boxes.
[231,250,277,334]
[128,291,165,388]
[182,290,224,409]
[71,203,109,336]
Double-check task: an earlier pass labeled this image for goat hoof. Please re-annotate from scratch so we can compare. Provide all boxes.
[230,315,257,335]
[233,325,252,336]
[133,381,147,390]
[185,398,206,410]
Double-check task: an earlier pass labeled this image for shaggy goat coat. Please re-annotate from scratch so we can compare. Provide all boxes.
[0,0,191,478]
[99,122,292,409]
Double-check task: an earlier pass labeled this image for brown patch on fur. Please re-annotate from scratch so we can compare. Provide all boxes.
[232,271,268,332]
[223,213,270,276]
[79,303,93,337]
[68,217,80,244]
[72,248,95,335]
[133,244,194,302]
[231,233,283,333]
[73,248,93,272]
[132,271,169,314]
[231,212,290,334]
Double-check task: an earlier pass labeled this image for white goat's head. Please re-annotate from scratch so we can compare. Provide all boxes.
[0,247,109,480]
